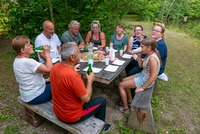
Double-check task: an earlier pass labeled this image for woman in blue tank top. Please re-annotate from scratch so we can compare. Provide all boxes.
[125,25,147,76]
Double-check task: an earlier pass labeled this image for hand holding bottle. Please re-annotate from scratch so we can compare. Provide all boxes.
[43,45,51,55]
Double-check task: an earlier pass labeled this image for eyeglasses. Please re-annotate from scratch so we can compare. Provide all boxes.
[134,29,142,32]
[92,26,99,29]
[152,29,161,33]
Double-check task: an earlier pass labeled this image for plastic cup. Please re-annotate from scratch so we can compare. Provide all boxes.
[105,58,109,65]
[120,50,123,56]
[106,47,109,53]
[133,47,142,53]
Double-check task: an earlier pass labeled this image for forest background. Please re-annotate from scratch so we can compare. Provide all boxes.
[1,0,200,42]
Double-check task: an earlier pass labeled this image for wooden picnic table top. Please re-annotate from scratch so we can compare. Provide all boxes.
[79,52,132,84]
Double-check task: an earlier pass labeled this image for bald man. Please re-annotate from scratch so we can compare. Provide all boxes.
[35,20,61,63]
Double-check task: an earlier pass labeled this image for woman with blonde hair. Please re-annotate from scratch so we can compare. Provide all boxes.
[152,22,168,81]
[85,20,106,50]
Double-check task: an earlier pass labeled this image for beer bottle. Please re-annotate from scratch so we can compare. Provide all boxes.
[34,46,43,51]
[84,44,88,52]
[87,64,93,75]
[120,43,124,56]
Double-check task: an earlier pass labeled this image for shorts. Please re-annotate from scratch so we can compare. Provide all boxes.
[134,72,154,88]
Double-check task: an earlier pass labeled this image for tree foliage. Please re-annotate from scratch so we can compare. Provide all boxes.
[5,0,133,45]
[1,0,200,39]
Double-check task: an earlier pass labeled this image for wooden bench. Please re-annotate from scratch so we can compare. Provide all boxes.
[17,97,105,134]
[127,85,157,134]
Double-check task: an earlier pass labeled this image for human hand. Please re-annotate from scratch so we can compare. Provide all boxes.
[45,77,50,82]
[135,87,144,93]
[86,72,95,83]
[137,51,142,57]
[97,45,102,50]
[132,54,138,60]
[43,45,51,55]
[74,64,80,72]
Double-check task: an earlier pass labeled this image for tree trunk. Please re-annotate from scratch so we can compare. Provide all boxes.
[164,0,176,24]
[49,0,54,23]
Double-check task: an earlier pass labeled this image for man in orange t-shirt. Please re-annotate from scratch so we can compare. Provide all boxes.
[50,43,111,132]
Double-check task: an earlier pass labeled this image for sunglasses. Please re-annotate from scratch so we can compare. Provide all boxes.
[92,26,99,29]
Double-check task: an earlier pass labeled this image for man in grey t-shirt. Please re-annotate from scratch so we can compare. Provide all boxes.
[60,20,85,49]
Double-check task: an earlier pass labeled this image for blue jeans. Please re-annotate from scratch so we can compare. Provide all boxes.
[69,96,106,123]
[28,82,52,104]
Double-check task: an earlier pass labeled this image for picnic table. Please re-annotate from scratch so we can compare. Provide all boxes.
[79,51,132,84]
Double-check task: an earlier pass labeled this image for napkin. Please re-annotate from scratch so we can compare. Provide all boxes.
[107,48,118,52]
[104,65,119,72]
[122,54,132,59]
[112,59,125,65]
[93,47,98,50]
[52,57,60,64]
[83,67,102,73]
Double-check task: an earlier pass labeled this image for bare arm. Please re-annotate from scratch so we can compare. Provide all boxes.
[98,32,106,50]
[137,52,143,67]
[110,42,113,49]
[78,41,84,49]
[85,31,91,44]
[124,44,128,52]
[57,46,61,55]
[80,73,95,102]
[135,57,158,92]
[36,45,53,74]
[128,37,133,53]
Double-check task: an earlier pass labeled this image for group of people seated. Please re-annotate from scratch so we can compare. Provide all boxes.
[12,19,168,132]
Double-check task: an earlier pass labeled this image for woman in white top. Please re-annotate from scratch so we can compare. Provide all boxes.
[118,38,161,114]
[12,35,53,104]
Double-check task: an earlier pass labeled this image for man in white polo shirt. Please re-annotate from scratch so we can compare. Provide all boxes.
[35,20,61,63]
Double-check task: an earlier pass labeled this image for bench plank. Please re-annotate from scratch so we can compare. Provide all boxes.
[18,97,105,134]
[127,86,156,134]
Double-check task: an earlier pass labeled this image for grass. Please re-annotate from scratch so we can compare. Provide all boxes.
[123,15,200,133]
[0,15,200,133]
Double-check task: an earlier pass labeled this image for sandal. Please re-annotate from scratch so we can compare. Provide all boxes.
[118,106,130,114]
[118,101,132,106]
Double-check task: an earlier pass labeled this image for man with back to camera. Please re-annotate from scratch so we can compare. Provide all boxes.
[50,42,111,133]
[35,20,61,63]
[60,20,85,49]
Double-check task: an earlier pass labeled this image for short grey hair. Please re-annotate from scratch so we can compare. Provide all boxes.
[61,42,77,61]
[68,20,80,29]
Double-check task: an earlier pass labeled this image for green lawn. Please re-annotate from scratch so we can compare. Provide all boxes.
[123,16,200,133]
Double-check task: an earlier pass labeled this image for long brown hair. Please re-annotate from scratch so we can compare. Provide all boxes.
[141,38,162,65]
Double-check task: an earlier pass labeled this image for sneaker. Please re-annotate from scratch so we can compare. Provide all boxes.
[101,124,111,133]
[157,73,168,81]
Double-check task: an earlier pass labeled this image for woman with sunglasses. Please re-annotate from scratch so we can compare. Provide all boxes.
[85,20,106,50]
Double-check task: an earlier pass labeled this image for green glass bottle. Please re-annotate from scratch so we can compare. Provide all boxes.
[121,43,124,50]
[120,43,124,56]
[84,44,88,52]
[87,64,93,75]
[34,46,43,51]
